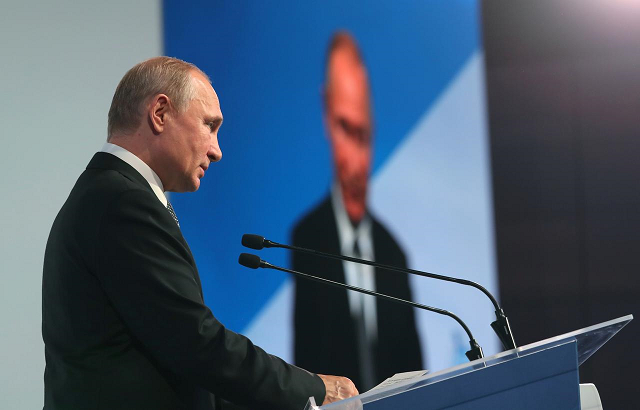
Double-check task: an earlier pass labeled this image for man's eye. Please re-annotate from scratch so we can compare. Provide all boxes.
[338,118,351,134]
[337,118,369,145]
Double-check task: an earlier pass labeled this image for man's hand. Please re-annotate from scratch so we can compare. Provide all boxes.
[318,374,359,405]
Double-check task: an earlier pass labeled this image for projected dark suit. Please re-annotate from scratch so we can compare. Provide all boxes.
[42,152,324,410]
[292,196,423,390]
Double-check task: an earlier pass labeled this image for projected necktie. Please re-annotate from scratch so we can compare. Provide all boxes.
[353,240,375,389]
[166,201,180,227]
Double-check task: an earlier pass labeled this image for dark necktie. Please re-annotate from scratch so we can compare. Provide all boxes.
[166,200,180,227]
[353,240,375,390]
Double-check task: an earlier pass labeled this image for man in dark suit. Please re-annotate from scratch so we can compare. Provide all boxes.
[292,33,423,391]
[42,57,357,410]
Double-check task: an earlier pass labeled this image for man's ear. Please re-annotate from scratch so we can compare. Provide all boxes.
[148,94,171,134]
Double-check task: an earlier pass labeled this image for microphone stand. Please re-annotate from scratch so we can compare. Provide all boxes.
[242,234,516,350]
[239,253,484,361]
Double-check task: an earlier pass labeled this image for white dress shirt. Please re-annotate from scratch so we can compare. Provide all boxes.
[331,182,378,343]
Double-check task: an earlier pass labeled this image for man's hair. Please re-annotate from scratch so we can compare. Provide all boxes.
[107,56,209,139]
[323,31,366,102]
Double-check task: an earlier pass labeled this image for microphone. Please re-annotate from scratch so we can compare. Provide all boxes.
[238,252,484,361]
[242,233,516,350]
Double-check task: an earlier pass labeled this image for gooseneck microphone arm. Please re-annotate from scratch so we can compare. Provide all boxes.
[242,233,516,350]
[238,253,484,361]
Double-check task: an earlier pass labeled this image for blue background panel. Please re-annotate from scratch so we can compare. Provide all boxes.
[164,0,481,333]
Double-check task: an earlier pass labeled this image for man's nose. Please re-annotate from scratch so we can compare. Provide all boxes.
[208,140,222,162]
[208,150,222,163]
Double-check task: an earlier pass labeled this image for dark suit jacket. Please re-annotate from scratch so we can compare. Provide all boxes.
[292,196,423,391]
[42,153,324,410]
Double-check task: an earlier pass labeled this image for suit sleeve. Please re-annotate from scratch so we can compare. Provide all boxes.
[94,189,325,409]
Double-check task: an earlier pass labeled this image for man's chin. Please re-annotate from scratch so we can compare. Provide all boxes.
[345,204,366,225]
[168,179,200,193]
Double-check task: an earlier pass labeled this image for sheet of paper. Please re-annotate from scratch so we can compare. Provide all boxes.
[368,370,429,392]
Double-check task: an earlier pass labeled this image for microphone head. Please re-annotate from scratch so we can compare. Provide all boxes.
[242,234,265,250]
[238,253,262,269]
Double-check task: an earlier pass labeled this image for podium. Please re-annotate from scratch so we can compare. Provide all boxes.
[305,315,633,410]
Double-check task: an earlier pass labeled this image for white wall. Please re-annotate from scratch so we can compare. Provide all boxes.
[0,1,162,407]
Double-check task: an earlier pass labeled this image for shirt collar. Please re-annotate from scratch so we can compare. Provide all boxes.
[100,142,168,207]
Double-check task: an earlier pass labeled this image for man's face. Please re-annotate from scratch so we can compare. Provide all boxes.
[325,51,372,224]
[159,71,223,192]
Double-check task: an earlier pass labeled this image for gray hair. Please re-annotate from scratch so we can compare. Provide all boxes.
[107,56,209,139]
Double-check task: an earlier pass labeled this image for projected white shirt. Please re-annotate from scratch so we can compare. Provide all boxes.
[331,182,378,343]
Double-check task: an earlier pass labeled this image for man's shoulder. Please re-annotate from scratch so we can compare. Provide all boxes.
[291,195,333,238]
[53,154,160,233]
[85,152,152,192]
[67,168,149,212]
[369,212,407,265]
[71,153,154,202]
[85,166,148,196]
[369,213,396,242]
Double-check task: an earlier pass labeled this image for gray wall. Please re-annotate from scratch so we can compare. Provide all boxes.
[0,1,161,408]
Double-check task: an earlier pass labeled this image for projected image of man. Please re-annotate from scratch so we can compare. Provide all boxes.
[292,32,423,390]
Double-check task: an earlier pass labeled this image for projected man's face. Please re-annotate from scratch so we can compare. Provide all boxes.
[325,48,372,225]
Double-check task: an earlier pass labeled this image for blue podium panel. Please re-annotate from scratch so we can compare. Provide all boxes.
[364,341,579,410]
[308,315,632,410]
